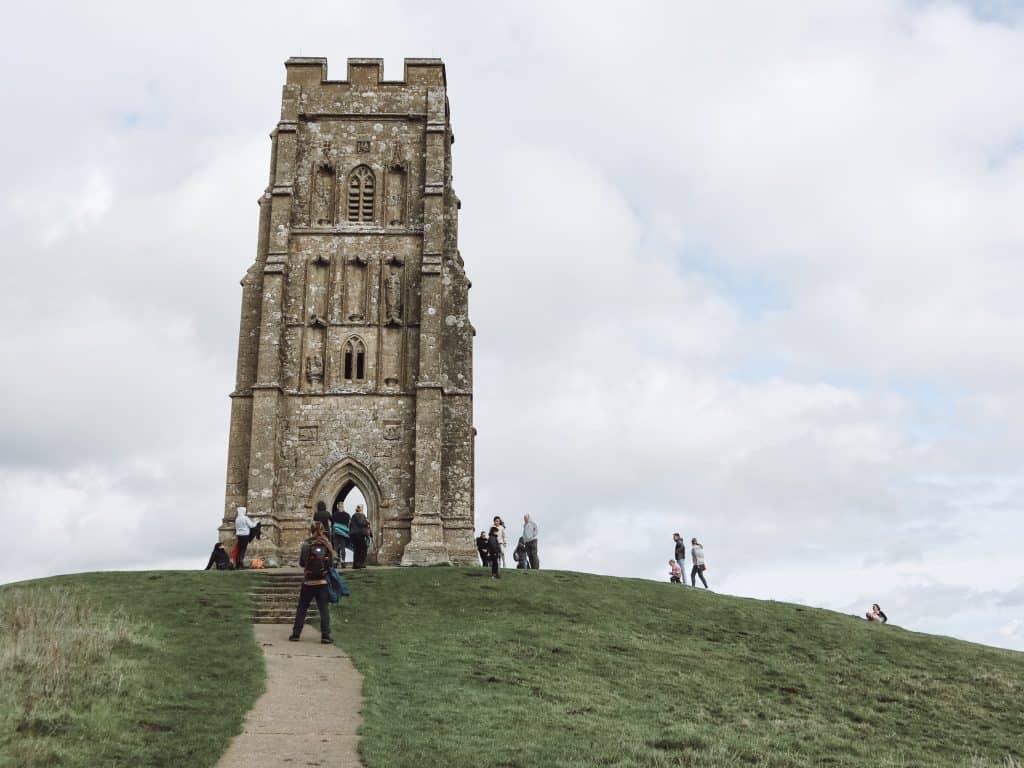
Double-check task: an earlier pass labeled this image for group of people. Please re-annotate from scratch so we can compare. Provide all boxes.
[669,533,709,588]
[314,500,372,569]
[476,514,539,578]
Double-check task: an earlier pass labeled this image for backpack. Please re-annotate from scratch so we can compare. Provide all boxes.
[305,539,330,580]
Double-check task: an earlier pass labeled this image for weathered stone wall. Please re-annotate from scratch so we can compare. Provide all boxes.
[220,57,475,566]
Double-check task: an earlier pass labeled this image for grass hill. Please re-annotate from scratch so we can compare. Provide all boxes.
[2,568,1022,768]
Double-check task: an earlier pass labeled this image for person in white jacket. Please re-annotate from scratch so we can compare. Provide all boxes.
[690,538,708,588]
[234,506,258,569]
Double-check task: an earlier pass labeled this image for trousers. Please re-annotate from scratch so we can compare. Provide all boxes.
[291,583,331,638]
[235,534,250,568]
[525,539,539,569]
[691,564,708,588]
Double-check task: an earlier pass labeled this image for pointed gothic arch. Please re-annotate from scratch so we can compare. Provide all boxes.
[308,455,384,561]
[343,335,367,381]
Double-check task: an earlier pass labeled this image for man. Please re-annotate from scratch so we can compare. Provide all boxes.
[476,531,490,567]
[350,505,370,569]
[672,533,687,586]
[522,514,539,570]
[234,506,258,569]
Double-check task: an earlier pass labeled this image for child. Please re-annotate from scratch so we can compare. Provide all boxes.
[487,526,502,579]
[669,559,682,584]
[513,536,530,569]
[476,531,490,567]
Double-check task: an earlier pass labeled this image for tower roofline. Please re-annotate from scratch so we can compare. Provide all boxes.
[284,57,446,88]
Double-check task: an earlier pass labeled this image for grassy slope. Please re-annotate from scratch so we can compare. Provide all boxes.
[0,571,264,768]
[335,568,1024,768]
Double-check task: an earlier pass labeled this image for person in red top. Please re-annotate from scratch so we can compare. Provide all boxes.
[289,522,336,644]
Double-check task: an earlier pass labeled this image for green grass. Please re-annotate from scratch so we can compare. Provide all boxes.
[2,568,1021,767]
[333,568,1024,768]
[0,571,264,768]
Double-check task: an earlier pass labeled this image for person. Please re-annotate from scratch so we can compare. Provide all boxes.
[234,506,258,569]
[289,522,335,644]
[313,501,332,539]
[522,514,539,570]
[866,604,888,623]
[204,542,234,571]
[332,503,351,568]
[487,526,502,579]
[690,537,708,588]
[513,536,530,569]
[669,559,682,584]
[493,516,508,567]
[350,505,370,569]
[476,531,490,567]
[672,533,687,585]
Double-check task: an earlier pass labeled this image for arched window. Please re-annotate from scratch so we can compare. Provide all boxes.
[343,337,367,381]
[347,166,375,223]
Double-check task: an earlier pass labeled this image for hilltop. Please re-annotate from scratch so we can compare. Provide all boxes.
[2,568,1022,767]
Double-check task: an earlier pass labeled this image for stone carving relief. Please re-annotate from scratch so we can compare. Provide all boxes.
[383,419,402,441]
[305,353,324,384]
[384,266,403,326]
[309,313,327,328]
[386,142,407,227]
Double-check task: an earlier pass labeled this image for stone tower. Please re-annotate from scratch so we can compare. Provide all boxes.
[220,57,476,566]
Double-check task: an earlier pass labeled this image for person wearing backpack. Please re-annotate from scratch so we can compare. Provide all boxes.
[332,503,351,569]
[289,522,336,644]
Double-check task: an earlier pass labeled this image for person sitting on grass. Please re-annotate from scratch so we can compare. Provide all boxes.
[669,559,682,584]
[204,542,234,571]
[866,604,888,623]
[513,536,530,569]
[289,522,335,645]
[487,526,502,579]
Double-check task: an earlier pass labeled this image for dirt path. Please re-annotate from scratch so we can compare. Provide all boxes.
[215,623,364,768]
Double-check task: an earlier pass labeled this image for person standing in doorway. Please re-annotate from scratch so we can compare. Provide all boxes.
[332,502,350,568]
[234,506,258,569]
[522,514,539,570]
[690,537,709,588]
[313,501,332,539]
[493,516,508,567]
[350,505,370,569]
[672,533,687,585]
[289,522,335,644]
[488,526,502,579]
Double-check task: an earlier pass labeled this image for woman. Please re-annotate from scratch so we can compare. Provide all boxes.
[332,502,351,568]
[493,516,508,567]
[350,505,370,569]
[234,506,258,569]
[289,522,335,644]
[690,537,709,589]
[313,501,332,538]
[866,604,888,623]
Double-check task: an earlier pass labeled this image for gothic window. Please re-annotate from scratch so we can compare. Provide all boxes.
[343,337,367,382]
[347,165,375,223]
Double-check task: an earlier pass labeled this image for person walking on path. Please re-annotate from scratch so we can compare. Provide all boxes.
[350,506,370,569]
[493,516,508,567]
[332,503,351,568]
[487,526,502,579]
[513,536,530,569]
[289,522,335,644]
[672,533,687,585]
[669,559,682,584]
[690,537,709,588]
[234,506,258,569]
[522,514,540,570]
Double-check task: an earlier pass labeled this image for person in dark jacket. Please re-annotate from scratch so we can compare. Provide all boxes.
[476,531,490,567]
[513,536,530,569]
[289,522,335,644]
[350,507,370,569]
[672,533,687,586]
[313,501,332,540]
[332,502,351,568]
[866,604,888,623]
[487,526,502,579]
[204,542,234,570]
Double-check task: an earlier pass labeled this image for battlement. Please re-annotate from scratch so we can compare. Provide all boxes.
[284,57,446,88]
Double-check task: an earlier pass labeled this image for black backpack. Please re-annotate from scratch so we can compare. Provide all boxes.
[306,539,330,580]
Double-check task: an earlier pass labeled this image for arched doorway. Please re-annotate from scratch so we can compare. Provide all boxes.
[308,456,382,564]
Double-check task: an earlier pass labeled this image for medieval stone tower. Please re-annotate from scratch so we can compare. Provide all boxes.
[220,57,476,566]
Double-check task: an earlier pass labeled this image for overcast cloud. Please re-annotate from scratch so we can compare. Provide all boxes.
[1,0,1022,652]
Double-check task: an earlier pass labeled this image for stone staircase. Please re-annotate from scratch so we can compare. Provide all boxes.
[250,569,318,625]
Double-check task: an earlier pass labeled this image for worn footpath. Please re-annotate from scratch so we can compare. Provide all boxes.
[215,624,364,768]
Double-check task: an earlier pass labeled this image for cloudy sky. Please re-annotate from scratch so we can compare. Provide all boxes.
[2,1,1023,651]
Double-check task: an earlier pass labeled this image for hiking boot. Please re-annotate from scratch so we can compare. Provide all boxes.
[321,636,334,644]
[288,634,300,642]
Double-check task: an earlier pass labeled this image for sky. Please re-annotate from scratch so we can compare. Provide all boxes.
[1,0,1023,652]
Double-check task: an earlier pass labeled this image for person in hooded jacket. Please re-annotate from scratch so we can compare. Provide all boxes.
[313,501,332,539]
[234,506,258,569]
[487,526,502,579]
[204,542,234,570]
[350,506,370,569]
[513,536,530,569]
[332,502,351,568]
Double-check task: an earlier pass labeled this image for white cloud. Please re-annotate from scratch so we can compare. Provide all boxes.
[0,0,1023,652]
